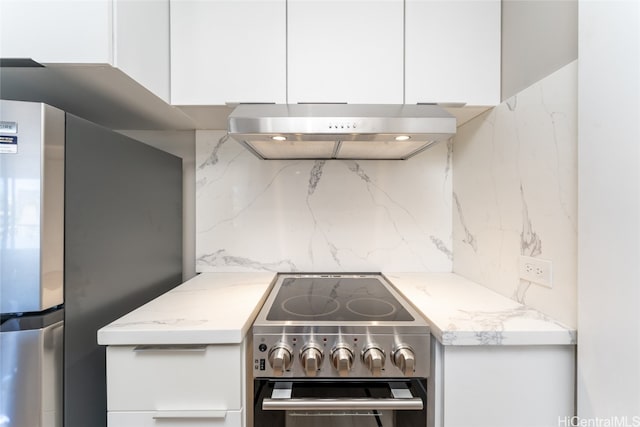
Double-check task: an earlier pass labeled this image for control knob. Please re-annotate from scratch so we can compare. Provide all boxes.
[330,343,354,377]
[362,344,385,377]
[268,343,293,376]
[300,343,324,377]
[392,344,416,376]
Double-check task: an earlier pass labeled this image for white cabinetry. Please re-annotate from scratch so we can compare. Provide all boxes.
[167,0,500,107]
[170,0,286,105]
[106,343,248,427]
[287,0,404,104]
[405,0,501,106]
[107,411,242,427]
[0,0,170,103]
[429,338,575,427]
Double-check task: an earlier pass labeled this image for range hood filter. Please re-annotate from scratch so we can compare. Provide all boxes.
[228,104,456,161]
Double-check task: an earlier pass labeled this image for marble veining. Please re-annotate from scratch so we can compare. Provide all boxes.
[197,249,299,272]
[98,272,575,347]
[198,133,228,169]
[106,318,209,328]
[514,183,543,303]
[430,236,453,261]
[453,192,478,252]
[513,279,532,304]
[195,134,236,193]
[196,131,452,273]
[387,272,576,346]
[97,272,276,345]
[520,183,542,257]
[307,160,325,196]
[442,306,576,345]
[444,140,453,183]
[452,61,578,328]
[474,331,505,345]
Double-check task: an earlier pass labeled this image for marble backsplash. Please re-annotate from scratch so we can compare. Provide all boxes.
[452,61,577,328]
[196,132,453,273]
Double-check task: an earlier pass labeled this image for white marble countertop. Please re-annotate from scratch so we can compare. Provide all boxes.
[97,271,576,347]
[97,272,276,345]
[385,272,576,346]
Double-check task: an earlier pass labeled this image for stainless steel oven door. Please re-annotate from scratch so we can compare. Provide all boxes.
[254,379,427,427]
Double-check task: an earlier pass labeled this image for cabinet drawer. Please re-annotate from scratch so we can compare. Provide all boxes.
[108,410,242,427]
[107,345,242,411]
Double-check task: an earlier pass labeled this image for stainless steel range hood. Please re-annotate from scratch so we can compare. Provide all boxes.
[227,104,456,160]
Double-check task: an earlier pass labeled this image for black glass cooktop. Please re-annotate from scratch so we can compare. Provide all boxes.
[266,276,414,322]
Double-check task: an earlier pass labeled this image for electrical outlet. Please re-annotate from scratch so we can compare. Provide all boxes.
[519,256,553,288]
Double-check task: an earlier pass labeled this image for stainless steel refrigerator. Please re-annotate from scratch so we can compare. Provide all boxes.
[0,100,183,427]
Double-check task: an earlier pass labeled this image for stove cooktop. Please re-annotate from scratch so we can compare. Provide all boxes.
[265,276,414,322]
[252,274,431,379]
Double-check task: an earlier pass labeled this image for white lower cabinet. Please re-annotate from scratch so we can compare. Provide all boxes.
[106,343,248,427]
[429,337,575,427]
[108,410,242,427]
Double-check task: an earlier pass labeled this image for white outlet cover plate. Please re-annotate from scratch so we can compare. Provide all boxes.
[519,255,553,288]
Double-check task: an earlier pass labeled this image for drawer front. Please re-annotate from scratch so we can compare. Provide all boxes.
[107,345,242,411]
[108,410,242,427]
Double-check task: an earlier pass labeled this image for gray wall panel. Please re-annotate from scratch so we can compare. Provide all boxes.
[63,114,182,427]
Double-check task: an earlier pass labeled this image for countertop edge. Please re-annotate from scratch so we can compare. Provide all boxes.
[97,272,276,346]
[98,272,577,348]
[385,272,577,347]
[97,329,245,346]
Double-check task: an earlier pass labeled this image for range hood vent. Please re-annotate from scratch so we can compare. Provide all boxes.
[227,104,456,160]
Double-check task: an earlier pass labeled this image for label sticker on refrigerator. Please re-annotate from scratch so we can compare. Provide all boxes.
[0,121,17,134]
[0,135,18,154]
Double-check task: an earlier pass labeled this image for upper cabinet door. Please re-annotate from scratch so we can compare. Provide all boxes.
[170,0,286,105]
[287,0,404,104]
[113,0,171,103]
[0,0,113,63]
[405,0,501,106]
[0,0,171,103]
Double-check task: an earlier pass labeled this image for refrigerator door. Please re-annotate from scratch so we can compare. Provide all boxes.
[0,309,64,427]
[0,100,64,314]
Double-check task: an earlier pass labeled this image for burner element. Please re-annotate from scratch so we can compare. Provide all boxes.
[265,276,414,321]
[281,295,340,318]
[346,297,397,318]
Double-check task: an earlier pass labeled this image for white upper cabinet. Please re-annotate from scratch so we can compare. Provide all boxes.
[170,0,286,105]
[113,0,170,103]
[287,0,404,104]
[405,0,501,106]
[0,0,171,103]
[0,0,112,63]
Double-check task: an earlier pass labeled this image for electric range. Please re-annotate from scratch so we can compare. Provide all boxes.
[252,273,430,379]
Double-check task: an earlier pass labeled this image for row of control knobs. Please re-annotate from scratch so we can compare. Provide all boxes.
[267,342,416,377]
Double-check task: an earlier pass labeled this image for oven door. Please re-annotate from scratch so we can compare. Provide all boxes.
[254,378,427,427]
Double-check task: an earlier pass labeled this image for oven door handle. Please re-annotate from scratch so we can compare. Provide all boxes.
[262,383,424,411]
[262,397,424,411]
